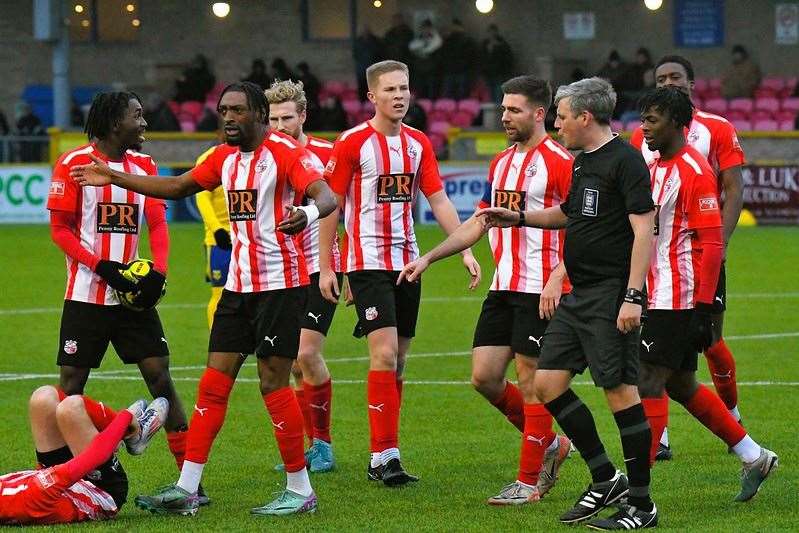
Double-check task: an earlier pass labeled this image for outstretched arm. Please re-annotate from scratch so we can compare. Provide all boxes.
[426,190,481,287]
[476,205,568,229]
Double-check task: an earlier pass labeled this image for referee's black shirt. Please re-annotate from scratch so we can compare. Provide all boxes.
[560,135,654,287]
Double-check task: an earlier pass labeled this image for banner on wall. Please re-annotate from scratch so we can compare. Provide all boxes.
[775,4,799,45]
[0,166,50,223]
[741,164,799,224]
[563,12,595,40]
[674,0,724,47]
[416,164,490,224]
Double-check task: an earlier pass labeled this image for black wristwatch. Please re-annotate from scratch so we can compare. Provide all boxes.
[623,288,644,306]
[515,211,526,227]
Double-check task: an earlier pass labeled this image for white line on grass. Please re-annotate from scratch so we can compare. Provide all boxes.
[2,291,799,315]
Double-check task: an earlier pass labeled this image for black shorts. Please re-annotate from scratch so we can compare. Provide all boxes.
[347,270,421,339]
[473,291,548,357]
[712,264,727,313]
[639,310,698,371]
[301,272,344,335]
[57,300,169,369]
[538,280,640,389]
[208,287,307,358]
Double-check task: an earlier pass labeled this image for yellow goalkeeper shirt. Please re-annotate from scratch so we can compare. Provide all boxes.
[194,146,230,246]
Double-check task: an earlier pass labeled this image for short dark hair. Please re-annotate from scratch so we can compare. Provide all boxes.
[217,81,268,123]
[501,76,552,111]
[655,55,695,81]
[638,86,694,129]
[84,91,141,141]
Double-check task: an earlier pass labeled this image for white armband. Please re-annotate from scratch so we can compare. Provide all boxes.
[297,204,320,226]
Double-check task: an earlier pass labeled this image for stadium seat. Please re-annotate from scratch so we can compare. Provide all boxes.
[416,98,433,113]
[753,119,778,131]
[725,110,748,121]
[754,97,780,113]
[703,98,728,115]
[180,101,204,120]
[761,77,785,91]
[427,110,449,123]
[355,110,373,124]
[167,100,181,117]
[433,99,457,112]
[611,120,624,132]
[429,121,451,136]
[341,89,359,102]
[693,78,709,93]
[428,132,446,154]
[708,78,722,89]
[449,110,474,128]
[728,98,754,113]
[323,80,345,96]
[457,98,481,115]
[341,99,361,115]
[179,119,196,132]
[754,88,778,99]
[781,97,799,112]
[778,119,796,131]
[625,121,639,132]
[776,109,797,122]
[750,110,773,123]
[731,119,752,131]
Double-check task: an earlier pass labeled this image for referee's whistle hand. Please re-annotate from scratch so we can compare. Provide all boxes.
[616,302,642,334]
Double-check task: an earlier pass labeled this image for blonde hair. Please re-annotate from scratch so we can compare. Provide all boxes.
[366,60,409,91]
[264,79,307,113]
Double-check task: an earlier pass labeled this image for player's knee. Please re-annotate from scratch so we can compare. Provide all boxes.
[29,386,60,414]
[370,347,398,370]
[141,367,175,398]
[637,366,664,398]
[55,395,85,421]
[471,372,501,398]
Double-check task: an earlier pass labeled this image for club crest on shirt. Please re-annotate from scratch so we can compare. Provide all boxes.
[49,180,65,197]
[96,203,139,234]
[255,159,270,173]
[325,158,336,174]
[698,196,719,212]
[525,164,537,178]
[228,189,258,221]
[407,144,418,159]
[688,131,699,143]
[299,156,314,170]
[376,173,414,203]
[64,339,78,355]
[35,469,55,489]
[493,189,527,211]
[581,188,599,217]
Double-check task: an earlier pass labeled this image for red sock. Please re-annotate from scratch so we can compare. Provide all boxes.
[304,379,332,443]
[642,396,669,466]
[167,431,187,470]
[682,384,746,447]
[65,410,132,483]
[490,381,525,432]
[55,388,117,431]
[263,387,306,473]
[396,378,404,409]
[367,370,400,452]
[518,403,555,486]
[185,367,235,464]
[705,339,738,411]
[295,388,314,447]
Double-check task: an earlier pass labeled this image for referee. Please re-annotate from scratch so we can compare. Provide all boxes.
[477,77,657,530]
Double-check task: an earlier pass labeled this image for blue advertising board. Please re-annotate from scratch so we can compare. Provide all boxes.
[674,0,724,48]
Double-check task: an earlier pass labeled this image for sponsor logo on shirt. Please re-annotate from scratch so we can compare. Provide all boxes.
[376,173,414,203]
[493,189,527,211]
[653,205,661,235]
[227,189,258,221]
[96,203,139,234]
[581,188,599,217]
[699,196,719,212]
[325,158,336,174]
[299,156,314,170]
[49,180,65,197]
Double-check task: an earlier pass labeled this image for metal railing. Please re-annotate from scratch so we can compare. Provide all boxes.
[0,136,50,163]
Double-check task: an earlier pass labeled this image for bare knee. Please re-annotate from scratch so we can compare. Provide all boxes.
[638,364,667,399]
[371,346,398,371]
[665,371,698,403]
[29,386,60,416]
[471,371,504,400]
[55,395,85,423]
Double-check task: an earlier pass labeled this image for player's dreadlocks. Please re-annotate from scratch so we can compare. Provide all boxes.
[84,91,141,141]
[638,86,695,129]
[218,81,268,123]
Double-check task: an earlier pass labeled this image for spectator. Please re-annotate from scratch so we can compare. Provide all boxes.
[597,50,628,118]
[0,107,9,162]
[175,54,216,102]
[316,95,347,131]
[409,19,443,98]
[354,26,384,100]
[15,102,46,162]
[617,47,655,119]
[297,62,321,120]
[480,24,514,102]
[195,107,220,132]
[271,57,296,82]
[403,99,428,131]
[384,13,414,65]
[721,45,762,99]
[143,93,180,131]
[70,99,85,129]
[440,19,477,100]
[243,59,273,90]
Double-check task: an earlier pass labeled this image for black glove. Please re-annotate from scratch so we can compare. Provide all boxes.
[131,269,166,309]
[688,302,714,352]
[214,229,232,251]
[95,260,137,292]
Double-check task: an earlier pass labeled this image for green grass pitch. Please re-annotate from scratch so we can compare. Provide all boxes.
[0,223,796,531]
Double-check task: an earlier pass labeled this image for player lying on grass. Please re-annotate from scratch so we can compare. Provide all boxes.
[0,386,167,525]
[636,87,777,504]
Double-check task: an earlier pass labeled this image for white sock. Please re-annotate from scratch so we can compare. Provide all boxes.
[370,452,381,468]
[660,427,670,447]
[380,447,400,465]
[286,467,313,497]
[729,405,741,422]
[732,435,761,463]
[546,436,560,453]
[176,460,204,494]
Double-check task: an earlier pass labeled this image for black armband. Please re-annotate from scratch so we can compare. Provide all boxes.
[623,288,644,306]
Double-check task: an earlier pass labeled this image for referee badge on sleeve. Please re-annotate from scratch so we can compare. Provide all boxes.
[581,188,599,216]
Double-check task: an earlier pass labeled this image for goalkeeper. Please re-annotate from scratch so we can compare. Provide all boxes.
[194,145,231,329]
[45,90,200,503]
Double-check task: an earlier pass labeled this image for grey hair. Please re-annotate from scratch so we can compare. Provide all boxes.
[554,77,617,125]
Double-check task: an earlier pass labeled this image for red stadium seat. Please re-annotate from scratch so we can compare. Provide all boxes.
[457,98,481,115]
[427,110,449,123]
[355,110,373,124]
[625,121,640,132]
[167,100,180,117]
[728,98,753,113]
[754,88,778,98]
[416,98,433,113]
[761,77,785,91]
[428,132,446,154]
[341,99,361,115]
[781,97,799,112]
[708,78,722,89]
[341,89,359,102]
[179,119,196,132]
[749,110,773,123]
[731,119,752,131]
[778,119,796,131]
[433,98,457,112]
[181,101,204,120]
[725,110,748,121]
[449,110,474,128]
[693,78,709,93]
[703,98,728,115]
[323,80,345,96]
[754,97,780,113]
[776,109,797,122]
[429,120,451,136]
[611,120,624,132]
[753,119,778,131]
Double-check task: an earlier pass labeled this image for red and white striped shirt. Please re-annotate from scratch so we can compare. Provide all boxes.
[0,467,117,525]
[298,136,342,274]
[47,144,163,305]
[630,109,746,192]
[478,137,573,293]
[647,146,722,310]
[325,122,443,272]
[191,131,323,292]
